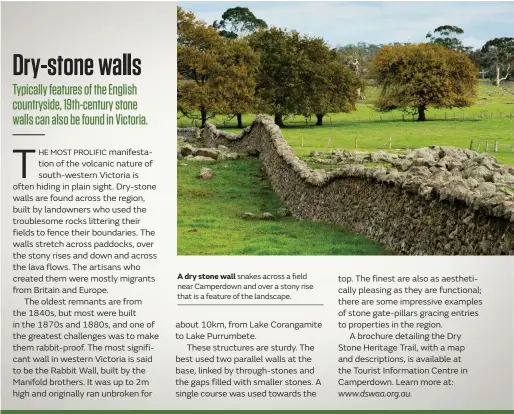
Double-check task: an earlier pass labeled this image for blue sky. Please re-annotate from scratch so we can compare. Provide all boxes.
[179,1,514,49]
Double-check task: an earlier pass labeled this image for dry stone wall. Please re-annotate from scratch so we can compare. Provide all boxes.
[177,127,201,142]
[199,116,514,255]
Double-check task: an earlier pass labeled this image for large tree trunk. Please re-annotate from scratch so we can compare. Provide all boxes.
[496,63,501,87]
[315,114,324,126]
[200,108,207,128]
[417,107,426,122]
[274,113,285,128]
[236,113,243,128]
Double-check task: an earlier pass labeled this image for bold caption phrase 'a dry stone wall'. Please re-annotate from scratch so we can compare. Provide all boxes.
[199,115,514,255]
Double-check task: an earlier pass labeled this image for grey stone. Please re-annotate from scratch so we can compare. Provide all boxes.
[241,212,255,219]
[200,116,514,255]
[199,167,213,180]
[463,166,494,182]
[195,148,218,159]
[259,212,274,220]
[477,182,497,196]
[180,144,196,157]
[190,156,216,162]
[240,212,274,220]
[277,207,291,217]
[177,127,201,141]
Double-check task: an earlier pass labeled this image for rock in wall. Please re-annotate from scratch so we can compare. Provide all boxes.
[200,116,514,255]
[178,127,201,142]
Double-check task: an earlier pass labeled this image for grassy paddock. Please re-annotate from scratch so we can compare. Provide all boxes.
[177,159,388,255]
[178,81,514,165]
[177,82,513,255]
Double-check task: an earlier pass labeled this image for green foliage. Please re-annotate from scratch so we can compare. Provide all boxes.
[221,39,260,119]
[177,159,388,255]
[304,55,363,125]
[248,28,306,121]
[177,7,258,126]
[336,42,381,79]
[481,37,514,86]
[179,82,514,166]
[248,28,362,126]
[467,49,484,72]
[372,43,478,121]
[213,7,268,39]
[426,25,471,53]
[177,7,226,125]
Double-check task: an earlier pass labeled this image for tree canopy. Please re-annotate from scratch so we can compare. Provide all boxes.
[178,7,497,128]
[426,25,471,53]
[248,28,308,126]
[249,28,362,126]
[481,37,514,86]
[220,39,260,127]
[177,7,258,127]
[372,43,478,121]
[336,42,381,79]
[213,7,268,39]
[303,49,363,126]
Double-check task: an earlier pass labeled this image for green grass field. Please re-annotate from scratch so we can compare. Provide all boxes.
[177,81,514,255]
[177,159,388,255]
[178,81,514,165]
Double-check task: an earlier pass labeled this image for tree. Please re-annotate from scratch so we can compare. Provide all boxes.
[481,37,514,87]
[213,7,267,39]
[248,28,308,127]
[308,61,363,126]
[220,39,260,128]
[177,7,257,127]
[248,28,361,127]
[301,44,363,126]
[211,7,263,128]
[178,7,226,127]
[372,43,478,121]
[426,25,471,53]
[467,49,485,76]
[336,42,380,78]
[336,42,380,100]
